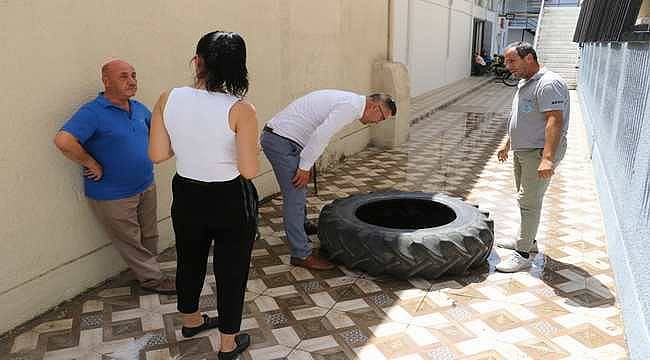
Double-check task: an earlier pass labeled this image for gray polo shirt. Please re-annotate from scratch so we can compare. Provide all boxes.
[508,67,570,151]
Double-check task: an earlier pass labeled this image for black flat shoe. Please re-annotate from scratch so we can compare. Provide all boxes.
[218,333,250,360]
[181,314,219,338]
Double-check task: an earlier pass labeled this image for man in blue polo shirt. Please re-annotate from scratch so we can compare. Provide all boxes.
[54,59,175,294]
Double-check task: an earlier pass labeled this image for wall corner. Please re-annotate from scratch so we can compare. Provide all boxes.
[370,61,411,148]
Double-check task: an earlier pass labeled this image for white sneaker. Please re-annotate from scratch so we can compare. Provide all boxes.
[495,238,538,253]
[496,252,533,273]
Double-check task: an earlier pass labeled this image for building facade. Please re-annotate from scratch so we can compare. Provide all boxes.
[0,0,500,335]
[574,0,650,357]
[0,0,399,334]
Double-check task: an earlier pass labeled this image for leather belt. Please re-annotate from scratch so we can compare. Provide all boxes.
[263,126,303,149]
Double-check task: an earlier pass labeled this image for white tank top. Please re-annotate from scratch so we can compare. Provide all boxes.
[163,87,240,182]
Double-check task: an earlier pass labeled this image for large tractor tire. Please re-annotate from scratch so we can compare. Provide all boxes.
[318,192,494,279]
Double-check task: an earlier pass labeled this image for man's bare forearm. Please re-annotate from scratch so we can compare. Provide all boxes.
[542,111,563,161]
[54,132,97,167]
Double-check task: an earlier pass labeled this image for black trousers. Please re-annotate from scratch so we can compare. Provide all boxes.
[171,173,258,334]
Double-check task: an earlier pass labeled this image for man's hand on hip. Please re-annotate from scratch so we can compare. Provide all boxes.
[83,159,103,181]
[497,146,509,162]
[497,139,510,162]
[537,158,555,179]
[292,168,311,188]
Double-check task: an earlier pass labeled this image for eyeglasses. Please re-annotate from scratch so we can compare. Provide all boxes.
[377,104,386,121]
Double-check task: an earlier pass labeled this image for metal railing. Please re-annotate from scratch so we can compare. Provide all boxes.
[533,0,546,48]
[527,0,542,13]
[508,16,538,30]
[578,41,650,360]
[579,41,650,254]
[505,1,541,13]
[545,0,581,6]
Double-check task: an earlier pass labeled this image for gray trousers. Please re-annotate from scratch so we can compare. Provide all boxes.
[261,131,311,259]
[513,142,567,252]
[88,184,163,283]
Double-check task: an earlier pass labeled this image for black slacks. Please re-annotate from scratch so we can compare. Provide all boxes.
[171,173,258,334]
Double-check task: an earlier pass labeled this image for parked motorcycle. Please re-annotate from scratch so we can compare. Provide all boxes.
[491,54,520,87]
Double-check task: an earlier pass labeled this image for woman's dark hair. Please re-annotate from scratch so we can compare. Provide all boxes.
[195,31,249,97]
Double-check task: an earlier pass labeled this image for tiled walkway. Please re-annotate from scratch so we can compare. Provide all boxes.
[1,83,629,359]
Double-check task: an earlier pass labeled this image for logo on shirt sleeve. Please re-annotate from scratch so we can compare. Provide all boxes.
[551,100,564,105]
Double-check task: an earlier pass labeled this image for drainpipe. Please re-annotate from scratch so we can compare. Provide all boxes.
[407,0,413,68]
[387,0,393,61]
[533,0,546,49]
[387,0,413,64]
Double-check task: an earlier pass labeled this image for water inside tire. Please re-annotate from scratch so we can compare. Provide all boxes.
[355,199,457,229]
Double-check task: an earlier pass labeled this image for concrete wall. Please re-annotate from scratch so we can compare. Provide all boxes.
[641,0,650,17]
[391,0,491,97]
[639,0,650,24]
[0,0,390,334]
[389,0,498,97]
[578,42,650,359]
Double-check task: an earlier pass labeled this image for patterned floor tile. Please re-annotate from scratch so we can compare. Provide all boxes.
[0,84,630,359]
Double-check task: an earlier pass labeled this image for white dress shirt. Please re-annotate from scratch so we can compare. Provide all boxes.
[266,90,365,170]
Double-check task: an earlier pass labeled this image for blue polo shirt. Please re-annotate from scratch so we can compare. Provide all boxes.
[61,93,154,200]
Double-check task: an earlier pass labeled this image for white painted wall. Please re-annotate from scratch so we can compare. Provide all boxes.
[390,0,410,65]
[0,0,390,334]
[409,0,452,95]
[446,7,473,86]
[391,0,498,97]
[391,0,473,97]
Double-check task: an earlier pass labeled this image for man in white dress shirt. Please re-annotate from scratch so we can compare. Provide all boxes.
[261,90,397,270]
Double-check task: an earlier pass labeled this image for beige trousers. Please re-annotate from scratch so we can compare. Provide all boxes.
[513,142,567,252]
[88,184,162,283]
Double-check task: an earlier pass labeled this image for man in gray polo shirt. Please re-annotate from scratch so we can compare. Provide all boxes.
[495,42,570,272]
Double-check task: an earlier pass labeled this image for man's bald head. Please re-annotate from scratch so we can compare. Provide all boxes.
[101,59,133,77]
[101,59,138,101]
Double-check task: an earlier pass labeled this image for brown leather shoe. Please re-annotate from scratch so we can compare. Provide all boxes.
[290,254,335,270]
[140,276,177,295]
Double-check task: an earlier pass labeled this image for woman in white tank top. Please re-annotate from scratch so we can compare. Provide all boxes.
[148,31,258,360]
